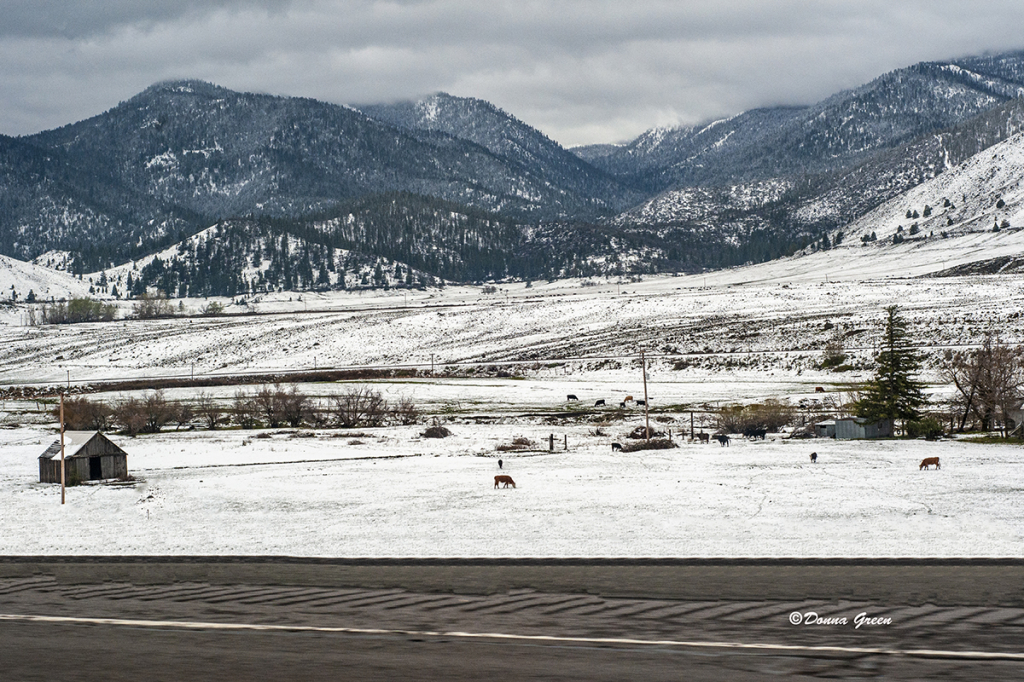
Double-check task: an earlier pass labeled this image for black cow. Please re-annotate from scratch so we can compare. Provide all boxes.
[611,442,623,451]
[567,394,578,401]
[595,399,605,406]
[744,428,767,440]
[714,434,730,447]
[810,452,817,463]
[636,400,646,406]
[619,402,626,408]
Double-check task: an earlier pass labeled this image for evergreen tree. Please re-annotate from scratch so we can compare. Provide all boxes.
[854,305,928,426]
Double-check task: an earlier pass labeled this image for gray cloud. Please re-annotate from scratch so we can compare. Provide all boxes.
[3,1,1024,146]
[0,0,294,38]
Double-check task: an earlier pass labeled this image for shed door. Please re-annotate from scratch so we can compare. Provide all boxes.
[89,457,103,480]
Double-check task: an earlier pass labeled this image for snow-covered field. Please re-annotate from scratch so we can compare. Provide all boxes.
[1,229,1023,388]
[1,425,1021,557]
[2,237,1024,557]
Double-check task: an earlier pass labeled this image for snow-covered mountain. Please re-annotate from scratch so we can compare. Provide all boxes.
[5,50,1024,291]
[576,51,1024,192]
[4,80,631,269]
[358,92,637,210]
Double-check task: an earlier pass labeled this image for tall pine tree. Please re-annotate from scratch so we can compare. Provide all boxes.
[855,305,928,427]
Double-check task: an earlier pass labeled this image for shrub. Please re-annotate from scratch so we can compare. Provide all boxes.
[906,417,945,440]
[717,400,795,434]
[619,438,678,452]
[497,436,533,451]
[199,301,225,316]
[133,292,175,319]
[41,297,117,324]
[626,426,663,439]
[422,425,452,438]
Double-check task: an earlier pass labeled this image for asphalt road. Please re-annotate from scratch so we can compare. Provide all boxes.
[1,559,1022,681]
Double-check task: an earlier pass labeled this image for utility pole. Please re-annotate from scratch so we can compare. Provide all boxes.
[59,393,66,505]
[641,349,650,440]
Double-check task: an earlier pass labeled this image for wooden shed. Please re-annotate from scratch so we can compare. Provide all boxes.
[39,431,128,484]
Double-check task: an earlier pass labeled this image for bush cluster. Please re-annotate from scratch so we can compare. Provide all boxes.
[56,384,418,434]
[38,297,117,324]
[716,400,795,434]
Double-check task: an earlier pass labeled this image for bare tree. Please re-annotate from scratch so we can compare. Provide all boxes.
[58,396,113,431]
[113,397,147,436]
[392,396,419,425]
[171,401,194,430]
[944,334,1024,434]
[278,384,311,428]
[141,391,173,433]
[195,391,224,430]
[232,389,259,429]
[255,384,284,427]
[331,387,388,428]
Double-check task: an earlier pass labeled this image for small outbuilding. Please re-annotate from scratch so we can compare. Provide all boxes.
[814,419,837,438]
[39,431,128,484]
[834,418,893,440]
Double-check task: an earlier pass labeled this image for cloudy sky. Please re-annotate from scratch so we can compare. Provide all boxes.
[3,1,1024,147]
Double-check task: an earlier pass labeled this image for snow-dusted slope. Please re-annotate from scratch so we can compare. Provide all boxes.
[840,130,1024,246]
[0,254,92,303]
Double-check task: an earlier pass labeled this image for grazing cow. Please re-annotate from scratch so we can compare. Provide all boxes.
[695,432,710,444]
[714,434,730,447]
[494,475,516,488]
[567,394,578,401]
[744,427,767,440]
[619,402,627,408]
[814,387,825,393]
[810,452,817,463]
[919,457,940,470]
[595,399,605,406]
[624,395,634,402]
[611,442,623,451]
[636,399,646,406]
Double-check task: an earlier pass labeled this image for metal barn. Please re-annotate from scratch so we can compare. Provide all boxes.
[39,431,129,484]
[834,418,894,440]
[814,420,837,438]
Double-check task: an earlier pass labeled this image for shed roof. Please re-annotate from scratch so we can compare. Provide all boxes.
[39,431,127,460]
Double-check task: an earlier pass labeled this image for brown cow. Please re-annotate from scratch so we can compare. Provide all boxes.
[814,387,825,393]
[494,475,516,488]
[919,457,940,470]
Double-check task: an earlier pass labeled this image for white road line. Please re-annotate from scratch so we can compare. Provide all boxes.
[1,613,1022,661]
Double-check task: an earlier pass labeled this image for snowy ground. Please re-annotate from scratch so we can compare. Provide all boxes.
[2,236,1023,557]
[0,242,1022,389]
[2,425,1021,557]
